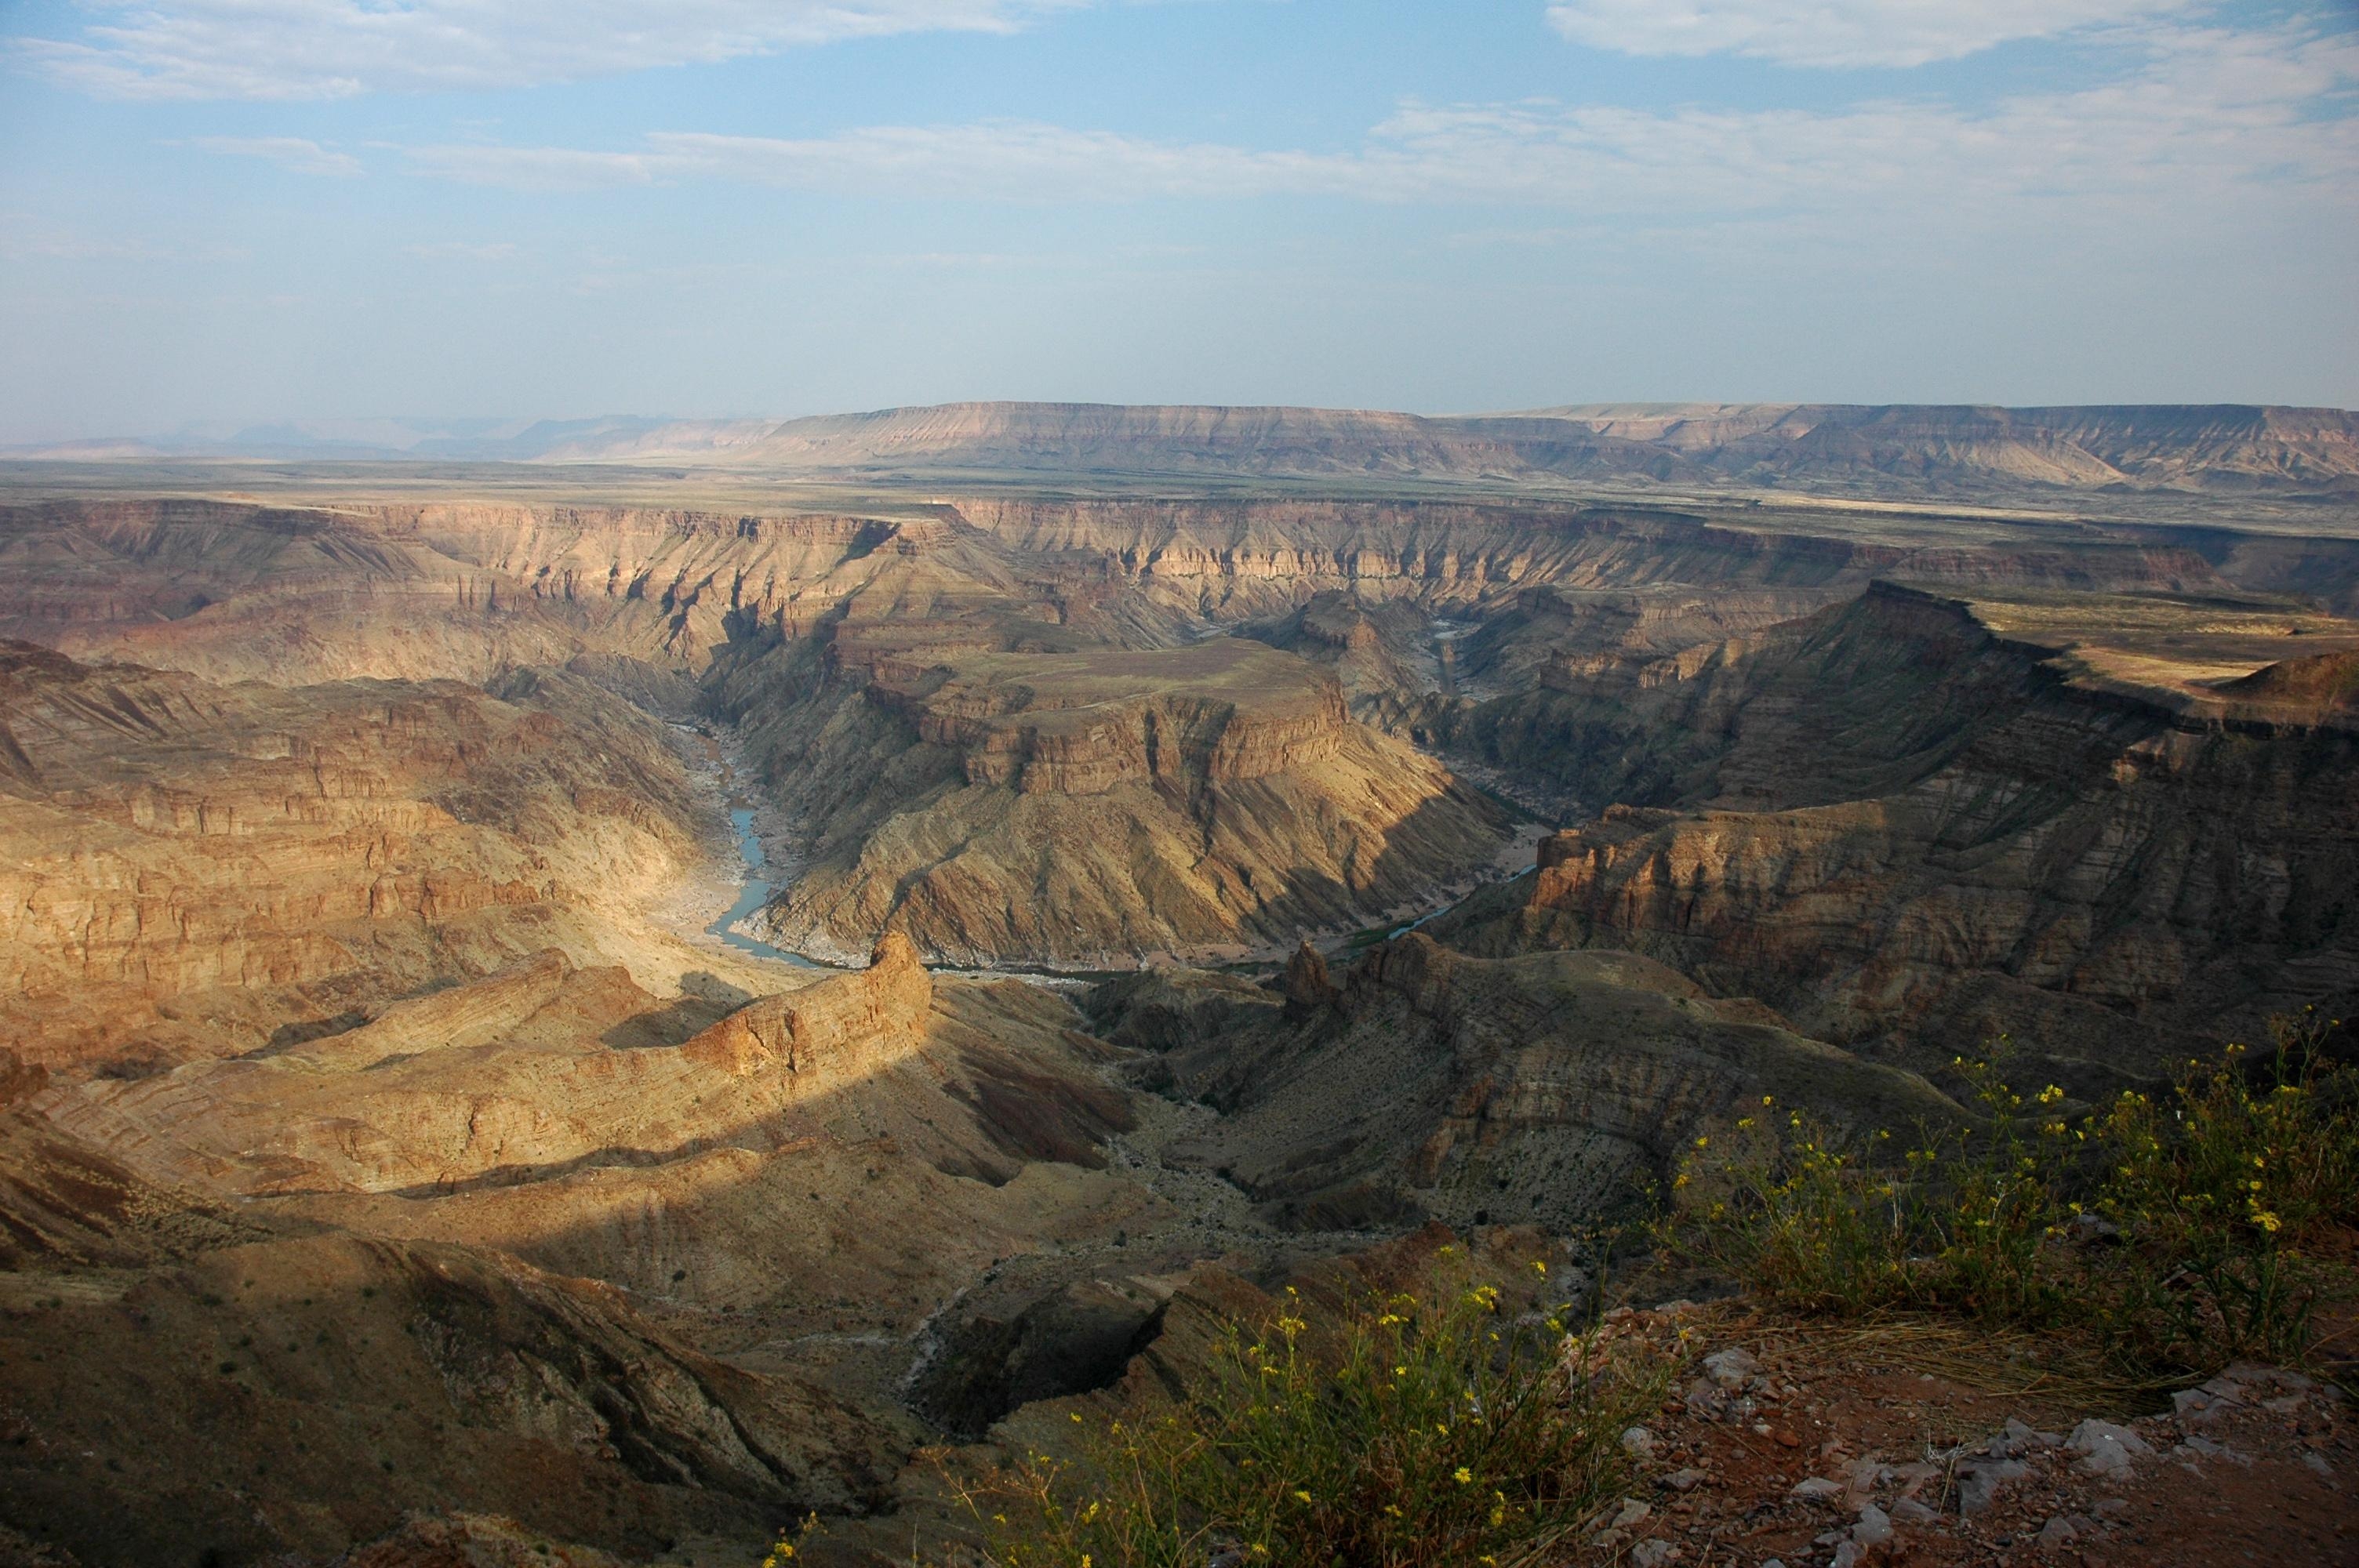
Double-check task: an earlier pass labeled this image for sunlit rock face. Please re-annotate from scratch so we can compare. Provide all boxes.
[0,641,707,1072]
[729,636,1514,967]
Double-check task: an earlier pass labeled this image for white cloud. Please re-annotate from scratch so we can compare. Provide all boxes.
[1544,0,2201,69]
[15,0,1092,100]
[0,215,251,263]
[403,241,520,260]
[406,124,1361,196]
[398,20,2359,226]
[190,136,362,176]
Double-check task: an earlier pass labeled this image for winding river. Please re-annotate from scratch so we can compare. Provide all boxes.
[689,724,1547,981]
[707,806,825,968]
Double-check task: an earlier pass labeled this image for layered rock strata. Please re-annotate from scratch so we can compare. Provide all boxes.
[1440,593,2359,1079]
[0,642,707,1069]
[728,637,1514,964]
[1125,933,1957,1231]
[0,1109,902,1565]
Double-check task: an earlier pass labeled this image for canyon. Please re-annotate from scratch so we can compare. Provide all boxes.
[0,407,2354,1566]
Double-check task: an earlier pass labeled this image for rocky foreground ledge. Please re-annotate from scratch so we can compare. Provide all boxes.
[1584,1302,2351,1567]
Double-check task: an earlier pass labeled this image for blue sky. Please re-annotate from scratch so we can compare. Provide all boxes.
[2,1,2355,441]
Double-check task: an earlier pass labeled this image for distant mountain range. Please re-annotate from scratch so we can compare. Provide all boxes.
[13,401,2359,495]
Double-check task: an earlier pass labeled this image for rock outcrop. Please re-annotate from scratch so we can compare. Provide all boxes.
[725,634,1516,965]
[678,931,932,1077]
[1440,595,2359,1080]
[0,1109,903,1565]
[879,641,1352,794]
[0,642,708,1069]
[1132,934,1957,1230]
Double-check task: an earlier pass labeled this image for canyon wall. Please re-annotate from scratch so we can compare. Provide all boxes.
[717,631,1514,965]
[1125,932,1958,1231]
[0,641,708,1069]
[1438,589,2359,1080]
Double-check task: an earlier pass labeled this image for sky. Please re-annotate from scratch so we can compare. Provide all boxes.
[2,0,2356,441]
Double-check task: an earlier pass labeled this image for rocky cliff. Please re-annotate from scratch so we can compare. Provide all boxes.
[1438,592,2359,1081]
[880,641,1351,793]
[1118,932,1957,1231]
[721,633,1514,965]
[0,1109,903,1565]
[676,931,932,1078]
[0,641,707,1069]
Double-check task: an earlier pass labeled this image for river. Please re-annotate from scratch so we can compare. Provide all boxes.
[684,722,1547,982]
[708,807,826,968]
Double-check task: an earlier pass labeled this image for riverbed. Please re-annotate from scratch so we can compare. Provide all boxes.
[671,718,1552,985]
[709,807,823,968]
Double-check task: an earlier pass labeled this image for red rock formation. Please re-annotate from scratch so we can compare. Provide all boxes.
[679,933,933,1078]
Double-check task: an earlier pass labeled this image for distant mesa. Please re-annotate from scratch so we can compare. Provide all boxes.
[12,398,2358,496]
[2216,648,2359,713]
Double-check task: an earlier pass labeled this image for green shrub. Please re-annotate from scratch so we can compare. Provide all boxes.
[1659,1014,2358,1374]
[954,1251,1667,1568]
[2092,1017,2359,1367]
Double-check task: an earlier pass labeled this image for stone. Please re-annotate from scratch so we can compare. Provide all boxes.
[1957,1459,2028,1515]
[1611,1498,1652,1530]
[2175,1385,2238,1429]
[2037,1515,2078,1549]
[1892,1497,1938,1524]
[1888,1460,1941,1493]
[1630,1543,1680,1568]
[1621,1426,1658,1459]
[1281,941,1340,1012]
[2067,1418,2153,1479]
[1702,1347,1761,1389]
[2070,1210,2122,1242]
[1999,1415,2063,1452]
[1791,1477,1845,1501]
[1853,1504,1893,1548]
[1665,1467,1710,1491]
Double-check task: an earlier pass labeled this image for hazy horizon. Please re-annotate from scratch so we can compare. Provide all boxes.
[19,394,2359,460]
[5,0,2356,444]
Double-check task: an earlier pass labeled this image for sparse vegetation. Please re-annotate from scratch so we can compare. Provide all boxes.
[949,1252,1668,1568]
[1659,1013,2359,1374]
